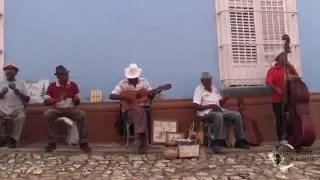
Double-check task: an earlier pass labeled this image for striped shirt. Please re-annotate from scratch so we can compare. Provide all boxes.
[111,78,152,95]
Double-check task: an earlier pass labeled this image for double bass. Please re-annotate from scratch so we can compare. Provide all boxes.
[281,34,316,148]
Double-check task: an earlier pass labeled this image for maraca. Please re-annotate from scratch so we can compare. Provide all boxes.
[1,87,8,95]
[8,82,16,90]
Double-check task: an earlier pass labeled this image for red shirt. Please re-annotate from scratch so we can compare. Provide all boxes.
[46,81,79,100]
[265,63,298,103]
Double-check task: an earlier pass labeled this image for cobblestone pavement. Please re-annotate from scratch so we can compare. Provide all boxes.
[0,149,320,180]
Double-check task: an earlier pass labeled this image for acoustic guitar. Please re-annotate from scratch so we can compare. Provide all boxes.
[237,97,264,146]
[120,84,172,110]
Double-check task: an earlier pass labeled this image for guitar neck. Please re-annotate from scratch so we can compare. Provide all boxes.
[149,87,162,95]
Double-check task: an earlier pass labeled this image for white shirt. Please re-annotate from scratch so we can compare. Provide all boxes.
[111,78,152,95]
[193,84,223,116]
[0,80,28,115]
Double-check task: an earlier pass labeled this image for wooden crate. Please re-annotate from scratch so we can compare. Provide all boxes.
[178,144,200,158]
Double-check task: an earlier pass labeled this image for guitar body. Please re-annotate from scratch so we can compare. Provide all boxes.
[120,89,149,110]
[288,79,316,148]
[120,84,172,110]
[244,117,264,146]
[237,97,264,146]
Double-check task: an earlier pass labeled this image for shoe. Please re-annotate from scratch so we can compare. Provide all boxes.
[139,145,147,154]
[219,139,228,147]
[210,139,222,153]
[45,143,57,152]
[235,139,250,149]
[80,143,91,153]
[7,138,16,149]
[0,139,6,148]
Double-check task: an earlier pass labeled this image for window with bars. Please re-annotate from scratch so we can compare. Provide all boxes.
[215,0,301,87]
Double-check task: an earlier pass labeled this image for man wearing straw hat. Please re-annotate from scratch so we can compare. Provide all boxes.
[110,63,157,153]
[0,63,29,148]
[193,72,249,153]
[43,65,91,153]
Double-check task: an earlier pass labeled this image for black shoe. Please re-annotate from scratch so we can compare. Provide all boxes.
[45,143,57,152]
[235,139,250,149]
[7,138,16,149]
[210,139,223,153]
[0,139,6,148]
[219,139,228,147]
[80,143,91,153]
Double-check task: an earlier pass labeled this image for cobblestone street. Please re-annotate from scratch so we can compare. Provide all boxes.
[0,147,320,180]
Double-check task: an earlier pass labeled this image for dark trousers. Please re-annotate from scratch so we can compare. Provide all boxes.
[272,103,288,141]
[44,108,89,144]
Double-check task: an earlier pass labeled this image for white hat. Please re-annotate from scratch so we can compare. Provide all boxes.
[3,63,19,72]
[200,72,213,79]
[125,63,142,79]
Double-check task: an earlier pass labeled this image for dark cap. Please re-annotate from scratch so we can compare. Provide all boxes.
[54,65,70,75]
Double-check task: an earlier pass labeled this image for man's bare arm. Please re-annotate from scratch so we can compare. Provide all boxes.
[193,103,220,111]
[266,83,283,94]
[44,98,59,106]
[219,96,229,107]
[109,93,132,101]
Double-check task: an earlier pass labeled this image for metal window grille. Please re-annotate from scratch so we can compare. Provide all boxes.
[216,0,301,87]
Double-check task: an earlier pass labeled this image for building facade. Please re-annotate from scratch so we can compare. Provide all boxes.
[3,0,320,99]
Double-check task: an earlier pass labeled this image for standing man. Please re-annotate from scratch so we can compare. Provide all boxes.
[0,63,29,148]
[265,52,300,141]
[43,65,91,152]
[193,72,249,153]
[109,63,157,153]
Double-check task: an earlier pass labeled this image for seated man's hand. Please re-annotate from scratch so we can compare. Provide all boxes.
[59,93,67,101]
[8,82,16,90]
[211,105,222,112]
[72,95,80,102]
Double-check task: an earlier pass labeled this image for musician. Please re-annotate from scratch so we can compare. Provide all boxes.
[0,63,29,148]
[193,72,250,153]
[265,52,300,141]
[109,63,157,153]
[43,65,91,153]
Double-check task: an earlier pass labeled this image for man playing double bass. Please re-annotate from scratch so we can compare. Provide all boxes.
[265,52,300,142]
[109,64,159,153]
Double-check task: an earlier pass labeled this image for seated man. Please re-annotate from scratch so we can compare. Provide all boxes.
[0,63,29,148]
[109,63,157,153]
[43,65,91,153]
[193,72,249,153]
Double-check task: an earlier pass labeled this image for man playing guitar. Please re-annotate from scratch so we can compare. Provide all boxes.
[110,63,168,153]
[265,52,300,142]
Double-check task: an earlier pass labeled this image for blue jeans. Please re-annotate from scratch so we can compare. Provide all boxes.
[202,110,245,140]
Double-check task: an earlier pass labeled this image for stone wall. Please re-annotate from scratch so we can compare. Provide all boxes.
[23,93,320,144]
